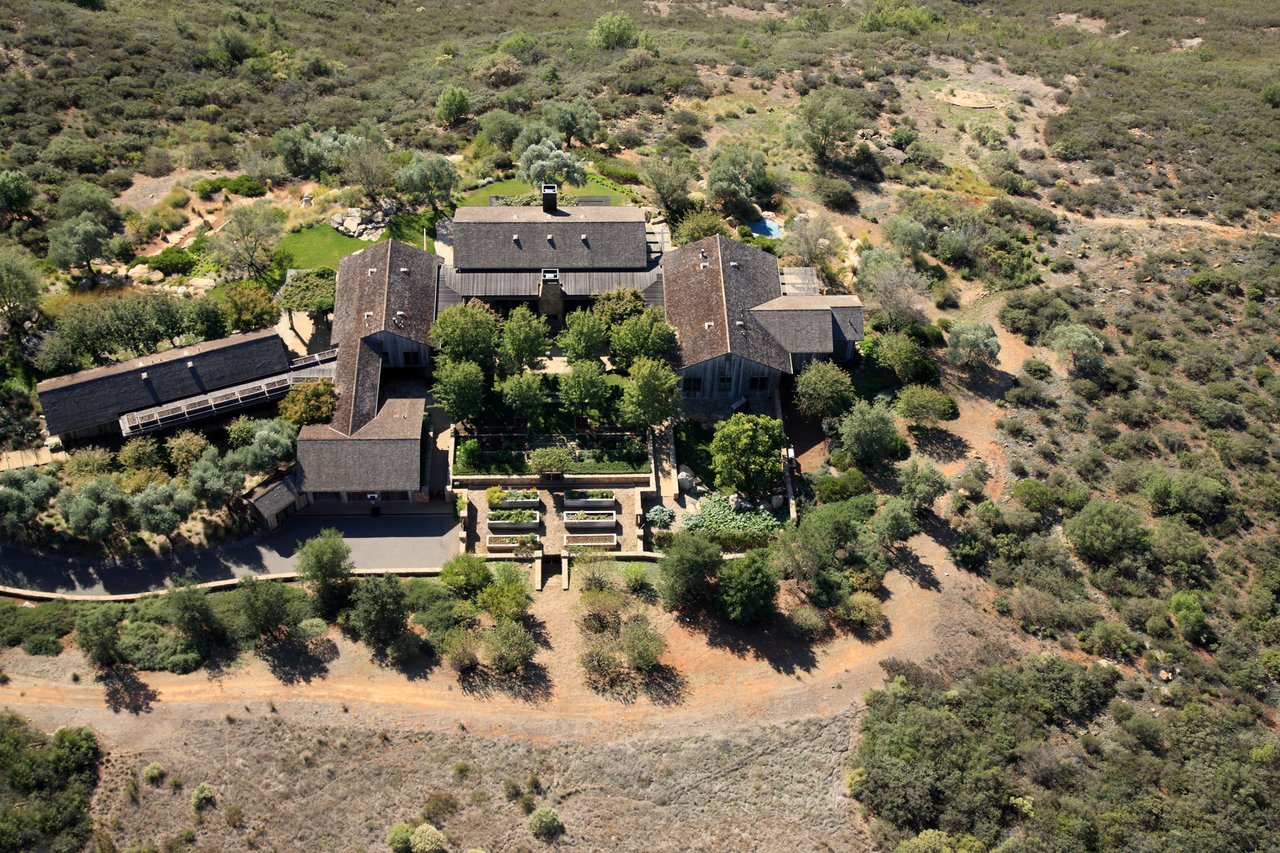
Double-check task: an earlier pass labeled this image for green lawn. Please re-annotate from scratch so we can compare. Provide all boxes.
[461,176,630,207]
[277,226,369,271]
[278,212,439,272]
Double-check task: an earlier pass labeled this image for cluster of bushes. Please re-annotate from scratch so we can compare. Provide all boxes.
[0,711,100,852]
[574,556,668,696]
[0,417,295,549]
[852,655,1279,851]
[191,175,267,200]
[33,289,239,376]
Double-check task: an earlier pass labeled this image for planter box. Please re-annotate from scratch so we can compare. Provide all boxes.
[564,490,615,509]
[488,518,540,532]
[564,533,618,551]
[563,510,616,530]
[488,534,540,552]
[497,497,541,509]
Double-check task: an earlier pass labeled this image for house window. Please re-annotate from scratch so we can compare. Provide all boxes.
[682,376,702,394]
[717,373,733,393]
[748,375,770,392]
[403,351,421,367]
[312,492,341,502]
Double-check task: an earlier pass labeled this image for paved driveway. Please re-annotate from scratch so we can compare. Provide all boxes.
[0,515,460,597]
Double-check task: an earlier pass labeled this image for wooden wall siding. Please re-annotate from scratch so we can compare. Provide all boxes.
[678,354,779,399]
[370,331,431,368]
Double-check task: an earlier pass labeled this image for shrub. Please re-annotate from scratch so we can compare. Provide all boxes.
[813,468,872,504]
[785,606,827,640]
[528,806,563,841]
[813,175,858,211]
[839,591,885,633]
[528,446,574,474]
[619,615,666,671]
[143,762,166,785]
[1064,499,1149,565]
[482,619,536,674]
[645,504,675,530]
[409,823,448,853]
[23,633,61,656]
[441,627,480,672]
[622,563,650,593]
[439,554,493,599]
[717,549,779,623]
[386,823,414,853]
[191,782,214,812]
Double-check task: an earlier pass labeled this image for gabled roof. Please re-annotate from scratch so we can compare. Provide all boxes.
[36,329,291,436]
[662,236,792,373]
[295,394,425,492]
[332,240,439,348]
[661,236,864,374]
[450,206,649,271]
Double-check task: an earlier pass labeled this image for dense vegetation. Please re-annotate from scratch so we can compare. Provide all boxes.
[0,711,100,852]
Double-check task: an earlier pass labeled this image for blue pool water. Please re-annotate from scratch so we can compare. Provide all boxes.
[747,218,783,239]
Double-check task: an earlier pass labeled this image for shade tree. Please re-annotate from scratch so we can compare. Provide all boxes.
[431,357,487,424]
[430,299,499,366]
[609,307,676,370]
[517,140,587,187]
[659,532,723,611]
[498,305,551,373]
[794,360,855,419]
[296,527,355,618]
[619,357,681,429]
[709,413,785,497]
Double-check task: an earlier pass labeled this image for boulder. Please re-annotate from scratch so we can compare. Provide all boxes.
[771,494,785,510]
[127,264,149,279]
[146,270,165,283]
[341,216,361,234]
[677,470,695,494]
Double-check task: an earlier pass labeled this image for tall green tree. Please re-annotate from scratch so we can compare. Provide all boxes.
[498,305,551,373]
[0,169,35,226]
[558,360,610,422]
[431,357,487,424]
[430,299,499,365]
[58,477,131,541]
[435,85,472,126]
[619,357,681,429]
[498,372,548,423]
[794,360,855,419]
[0,246,41,333]
[237,576,292,641]
[517,140,587,187]
[75,604,123,666]
[839,400,902,466]
[545,97,600,148]
[610,308,676,370]
[47,212,107,273]
[717,549,779,623]
[557,309,609,362]
[350,574,408,651]
[710,413,785,497]
[296,527,356,618]
[394,153,460,209]
[207,201,284,279]
[130,482,197,540]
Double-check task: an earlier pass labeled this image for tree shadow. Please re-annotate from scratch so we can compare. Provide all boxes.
[641,663,689,706]
[909,426,972,463]
[259,638,336,685]
[890,543,940,591]
[99,665,158,715]
[682,612,819,676]
[459,662,554,704]
[523,614,554,651]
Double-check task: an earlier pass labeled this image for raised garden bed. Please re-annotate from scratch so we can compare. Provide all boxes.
[486,487,540,508]
[488,508,540,531]
[564,533,618,551]
[564,489,615,509]
[563,510,617,530]
[455,433,650,476]
[487,533,540,552]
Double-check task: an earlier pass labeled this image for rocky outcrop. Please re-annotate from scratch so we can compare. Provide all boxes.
[328,200,398,241]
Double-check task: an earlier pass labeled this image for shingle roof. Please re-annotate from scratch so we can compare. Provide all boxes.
[450,206,649,271]
[662,237,865,373]
[36,329,291,436]
[330,339,384,436]
[295,395,425,492]
[246,471,300,518]
[332,240,439,347]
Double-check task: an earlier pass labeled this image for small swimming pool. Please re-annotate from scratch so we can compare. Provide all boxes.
[746,218,783,239]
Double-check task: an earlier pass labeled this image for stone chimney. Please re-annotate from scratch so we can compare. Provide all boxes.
[541,184,558,214]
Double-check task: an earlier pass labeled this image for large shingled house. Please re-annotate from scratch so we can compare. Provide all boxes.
[661,235,862,400]
[294,240,440,503]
